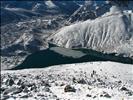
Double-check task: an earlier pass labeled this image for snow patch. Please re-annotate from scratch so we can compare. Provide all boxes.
[45,1,57,8]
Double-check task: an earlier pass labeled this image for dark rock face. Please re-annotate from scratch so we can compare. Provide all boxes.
[86,94,92,97]
[64,85,76,92]
[100,91,111,98]
[3,87,22,95]
[120,86,129,91]
[5,78,14,86]
[77,78,87,84]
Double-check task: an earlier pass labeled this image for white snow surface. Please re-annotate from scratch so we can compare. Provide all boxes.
[1,61,133,100]
[50,47,86,58]
[49,6,133,58]
[45,1,57,8]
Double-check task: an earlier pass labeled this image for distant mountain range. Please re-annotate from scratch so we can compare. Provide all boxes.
[1,1,82,25]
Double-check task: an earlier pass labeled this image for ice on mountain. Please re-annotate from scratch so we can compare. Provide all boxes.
[45,1,57,8]
[49,6,133,58]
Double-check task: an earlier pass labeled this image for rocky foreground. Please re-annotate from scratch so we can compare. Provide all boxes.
[1,61,133,100]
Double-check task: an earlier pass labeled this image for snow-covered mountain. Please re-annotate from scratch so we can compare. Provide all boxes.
[49,4,133,58]
[1,61,133,100]
[65,0,111,25]
[1,1,81,25]
[66,0,133,25]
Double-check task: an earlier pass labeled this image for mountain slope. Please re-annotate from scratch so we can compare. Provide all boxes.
[49,5,133,58]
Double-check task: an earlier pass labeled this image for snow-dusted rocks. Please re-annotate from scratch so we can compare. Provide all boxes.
[65,0,111,25]
[49,6,133,58]
[1,61,133,100]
